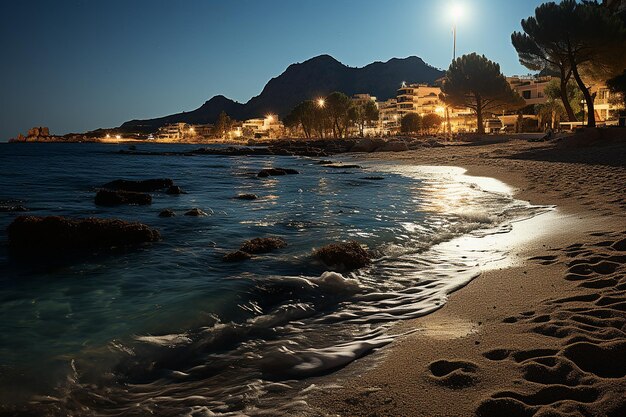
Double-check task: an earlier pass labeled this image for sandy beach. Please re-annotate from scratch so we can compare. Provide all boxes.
[310,133,626,416]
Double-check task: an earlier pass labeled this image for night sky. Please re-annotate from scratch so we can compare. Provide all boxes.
[0,0,546,141]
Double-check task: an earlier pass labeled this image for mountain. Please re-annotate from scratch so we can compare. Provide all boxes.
[118,55,444,133]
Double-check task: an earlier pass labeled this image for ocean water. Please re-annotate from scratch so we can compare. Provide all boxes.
[0,143,546,416]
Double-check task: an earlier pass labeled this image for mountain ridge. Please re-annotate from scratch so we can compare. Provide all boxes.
[119,55,444,133]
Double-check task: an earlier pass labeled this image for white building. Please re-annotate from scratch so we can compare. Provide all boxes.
[242,116,284,138]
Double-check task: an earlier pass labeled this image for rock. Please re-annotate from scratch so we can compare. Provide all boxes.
[257,168,299,177]
[314,241,371,271]
[7,216,160,251]
[184,208,208,216]
[350,138,385,153]
[234,194,258,200]
[159,209,176,218]
[376,141,409,152]
[240,237,287,254]
[223,250,252,262]
[361,177,385,181]
[166,185,186,195]
[316,160,334,165]
[101,179,174,192]
[95,190,152,206]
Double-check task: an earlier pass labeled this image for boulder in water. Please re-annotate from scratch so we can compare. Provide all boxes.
[95,189,152,206]
[101,179,174,192]
[222,250,252,262]
[158,209,176,218]
[314,241,371,271]
[184,208,208,216]
[234,194,258,200]
[166,185,186,195]
[257,168,299,177]
[240,237,287,254]
[7,216,160,251]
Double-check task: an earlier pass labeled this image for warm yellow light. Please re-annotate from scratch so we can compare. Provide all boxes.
[189,127,195,133]
[115,135,121,140]
[317,98,326,108]
[105,134,110,138]
[451,4,463,21]
[435,106,445,114]
[266,114,274,122]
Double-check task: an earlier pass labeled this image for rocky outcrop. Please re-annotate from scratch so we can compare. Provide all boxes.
[222,250,253,262]
[314,241,371,271]
[166,185,186,195]
[158,209,176,218]
[350,138,385,153]
[184,208,208,216]
[234,194,258,200]
[376,140,409,152]
[95,190,152,206]
[240,237,287,254]
[257,168,299,177]
[7,216,160,251]
[101,179,174,192]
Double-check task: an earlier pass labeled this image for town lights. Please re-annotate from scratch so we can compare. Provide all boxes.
[105,134,110,138]
[317,98,326,108]
[435,106,445,114]
[265,114,275,122]
[115,135,121,140]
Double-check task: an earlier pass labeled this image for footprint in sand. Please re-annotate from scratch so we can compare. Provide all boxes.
[476,236,626,417]
[428,360,479,388]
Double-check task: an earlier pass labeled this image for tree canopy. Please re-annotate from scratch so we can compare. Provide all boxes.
[441,53,525,134]
[400,113,422,134]
[512,0,626,127]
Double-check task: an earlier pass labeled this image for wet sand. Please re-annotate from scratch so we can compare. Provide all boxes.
[310,133,626,416]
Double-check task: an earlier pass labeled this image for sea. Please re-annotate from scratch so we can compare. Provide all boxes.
[0,143,548,416]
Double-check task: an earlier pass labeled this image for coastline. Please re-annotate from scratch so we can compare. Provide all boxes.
[309,138,626,416]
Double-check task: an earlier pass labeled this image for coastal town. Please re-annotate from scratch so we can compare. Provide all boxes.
[11,74,625,143]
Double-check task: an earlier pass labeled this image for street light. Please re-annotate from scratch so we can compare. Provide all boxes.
[450,4,463,61]
[317,98,326,108]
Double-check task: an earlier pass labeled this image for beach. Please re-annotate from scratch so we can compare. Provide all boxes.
[310,134,626,416]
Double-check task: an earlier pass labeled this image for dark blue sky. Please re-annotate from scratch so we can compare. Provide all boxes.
[0,0,545,140]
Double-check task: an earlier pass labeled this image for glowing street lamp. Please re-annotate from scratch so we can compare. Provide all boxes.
[435,106,445,114]
[115,135,121,140]
[317,98,326,108]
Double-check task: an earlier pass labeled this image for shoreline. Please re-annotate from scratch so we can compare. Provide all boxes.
[308,139,626,416]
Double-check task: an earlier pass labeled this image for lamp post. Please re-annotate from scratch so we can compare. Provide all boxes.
[451,4,462,61]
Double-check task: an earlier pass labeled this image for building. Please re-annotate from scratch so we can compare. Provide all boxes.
[396,83,443,118]
[352,93,377,107]
[156,123,195,141]
[377,98,399,134]
[242,116,284,138]
[590,84,624,122]
[507,76,552,106]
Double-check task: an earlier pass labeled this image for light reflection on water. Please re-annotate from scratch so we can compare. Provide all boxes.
[0,144,549,415]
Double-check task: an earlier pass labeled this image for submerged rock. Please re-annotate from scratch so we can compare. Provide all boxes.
[240,237,287,254]
[257,168,299,177]
[158,209,176,218]
[166,185,186,195]
[234,194,258,200]
[222,250,253,262]
[314,241,371,271]
[101,178,174,192]
[95,189,152,206]
[184,208,208,217]
[7,216,160,251]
